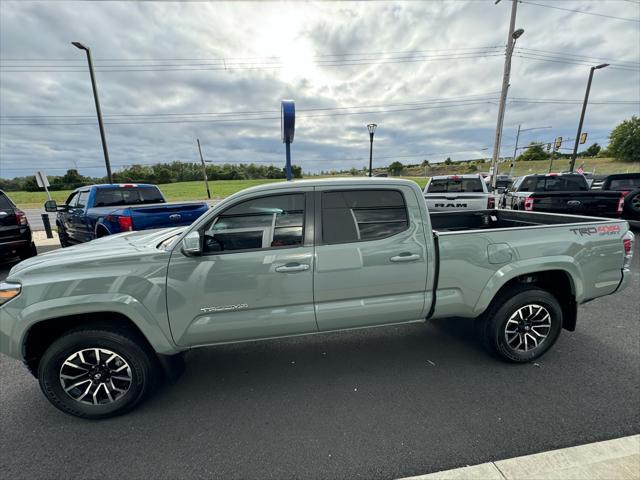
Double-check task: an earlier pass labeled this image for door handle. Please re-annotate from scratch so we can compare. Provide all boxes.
[390,253,421,263]
[275,263,310,273]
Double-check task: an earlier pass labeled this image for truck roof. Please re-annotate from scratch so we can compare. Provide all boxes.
[87,183,159,189]
[429,174,484,180]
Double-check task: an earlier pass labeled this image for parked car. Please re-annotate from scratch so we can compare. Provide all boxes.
[599,173,640,226]
[424,174,495,211]
[1,178,634,418]
[0,190,37,261]
[502,173,624,218]
[44,183,209,246]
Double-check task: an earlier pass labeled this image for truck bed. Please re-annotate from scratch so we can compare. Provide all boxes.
[429,209,620,232]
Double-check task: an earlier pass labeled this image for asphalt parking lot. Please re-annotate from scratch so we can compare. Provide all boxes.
[1,241,639,480]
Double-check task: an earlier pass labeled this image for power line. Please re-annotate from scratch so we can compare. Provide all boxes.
[520,0,640,22]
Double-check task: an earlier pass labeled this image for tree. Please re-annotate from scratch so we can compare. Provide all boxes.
[580,143,601,158]
[388,161,404,176]
[421,159,430,167]
[349,167,359,176]
[517,143,548,161]
[608,116,640,162]
[444,157,452,165]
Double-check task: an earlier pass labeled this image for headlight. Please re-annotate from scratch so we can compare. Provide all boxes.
[0,282,21,305]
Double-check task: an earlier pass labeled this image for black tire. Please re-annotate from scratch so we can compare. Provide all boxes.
[624,189,640,220]
[478,285,563,363]
[18,241,37,260]
[57,224,70,248]
[38,327,158,419]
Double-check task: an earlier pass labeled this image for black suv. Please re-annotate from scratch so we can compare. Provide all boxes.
[0,190,37,260]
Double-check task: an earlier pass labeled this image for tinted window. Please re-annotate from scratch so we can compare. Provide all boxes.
[427,178,484,193]
[322,190,408,244]
[76,191,89,208]
[94,187,165,207]
[0,193,14,210]
[203,194,304,253]
[66,192,79,207]
[609,178,640,190]
[518,175,588,192]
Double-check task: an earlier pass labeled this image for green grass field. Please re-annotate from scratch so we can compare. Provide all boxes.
[8,157,638,208]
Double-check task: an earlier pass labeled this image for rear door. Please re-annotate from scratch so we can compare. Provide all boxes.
[167,190,317,346]
[314,185,429,331]
[0,192,20,243]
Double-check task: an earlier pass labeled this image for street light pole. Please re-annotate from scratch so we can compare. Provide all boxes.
[570,63,609,172]
[490,0,523,191]
[367,123,377,177]
[72,42,113,184]
[196,138,211,199]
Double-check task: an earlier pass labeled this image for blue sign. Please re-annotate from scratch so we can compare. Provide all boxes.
[281,100,295,144]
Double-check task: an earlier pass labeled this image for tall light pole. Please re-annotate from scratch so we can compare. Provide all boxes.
[367,123,377,177]
[490,0,524,191]
[72,41,113,184]
[509,124,552,176]
[570,63,609,172]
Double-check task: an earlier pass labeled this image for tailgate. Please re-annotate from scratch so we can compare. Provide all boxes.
[129,202,208,230]
[425,194,489,211]
[531,191,621,216]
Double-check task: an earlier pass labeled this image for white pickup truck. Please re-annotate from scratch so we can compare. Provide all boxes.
[424,174,495,212]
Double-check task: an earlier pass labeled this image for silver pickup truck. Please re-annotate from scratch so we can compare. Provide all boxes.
[0,178,634,419]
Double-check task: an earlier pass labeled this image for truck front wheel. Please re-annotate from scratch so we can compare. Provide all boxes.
[478,285,563,363]
[38,327,159,419]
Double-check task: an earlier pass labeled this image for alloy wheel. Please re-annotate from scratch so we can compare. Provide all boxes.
[504,304,552,352]
[59,348,132,405]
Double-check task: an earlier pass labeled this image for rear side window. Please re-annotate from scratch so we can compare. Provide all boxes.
[322,189,408,244]
[427,178,484,193]
[0,193,14,210]
[94,187,165,207]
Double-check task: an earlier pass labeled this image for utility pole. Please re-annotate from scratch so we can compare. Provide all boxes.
[569,64,609,172]
[72,42,113,184]
[490,0,523,191]
[196,138,211,199]
[367,123,377,177]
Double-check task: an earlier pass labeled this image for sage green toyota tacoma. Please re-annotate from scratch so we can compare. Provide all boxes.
[0,179,634,419]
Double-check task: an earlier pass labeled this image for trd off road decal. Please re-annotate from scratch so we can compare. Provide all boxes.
[570,225,621,236]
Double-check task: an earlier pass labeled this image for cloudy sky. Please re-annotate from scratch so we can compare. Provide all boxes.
[1,0,638,179]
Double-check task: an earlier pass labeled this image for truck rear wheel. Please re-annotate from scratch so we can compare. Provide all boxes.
[478,285,562,363]
[38,327,158,419]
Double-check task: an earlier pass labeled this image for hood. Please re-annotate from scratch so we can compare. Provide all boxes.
[8,227,186,278]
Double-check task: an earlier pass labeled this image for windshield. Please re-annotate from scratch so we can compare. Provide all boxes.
[609,178,640,190]
[519,175,588,192]
[94,187,165,207]
[427,178,484,193]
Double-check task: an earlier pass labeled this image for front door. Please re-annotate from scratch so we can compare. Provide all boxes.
[167,191,317,347]
[313,186,430,331]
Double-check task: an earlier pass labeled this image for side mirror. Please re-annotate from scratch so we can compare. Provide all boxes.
[44,200,58,212]
[182,230,202,256]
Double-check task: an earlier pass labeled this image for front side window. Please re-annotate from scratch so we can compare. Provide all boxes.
[202,194,304,253]
[66,192,79,207]
[322,189,408,244]
[76,191,89,208]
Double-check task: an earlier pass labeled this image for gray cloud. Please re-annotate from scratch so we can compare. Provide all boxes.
[1,0,638,178]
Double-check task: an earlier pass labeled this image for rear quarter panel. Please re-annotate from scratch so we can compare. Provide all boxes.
[432,219,628,319]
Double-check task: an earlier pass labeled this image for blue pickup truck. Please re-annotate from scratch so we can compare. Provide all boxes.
[44,184,209,247]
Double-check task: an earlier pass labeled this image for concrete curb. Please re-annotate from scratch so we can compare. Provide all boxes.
[400,434,640,480]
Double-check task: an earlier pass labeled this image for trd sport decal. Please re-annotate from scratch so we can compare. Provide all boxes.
[570,225,621,236]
